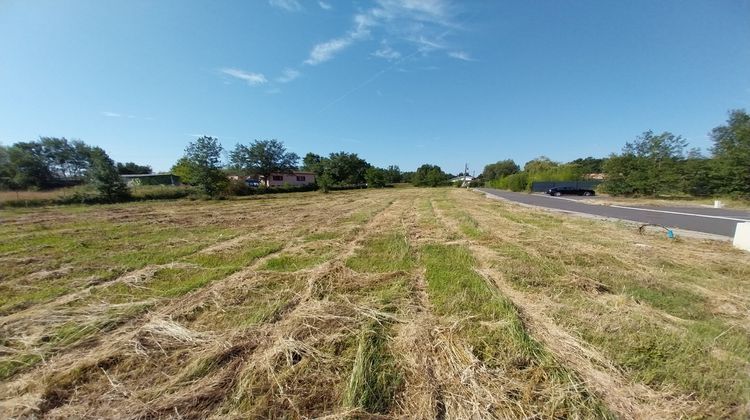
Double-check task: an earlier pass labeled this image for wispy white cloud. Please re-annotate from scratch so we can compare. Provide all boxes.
[411,35,446,52]
[372,42,401,60]
[220,68,268,86]
[318,1,332,10]
[305,0,460,66]
[276,68,301,83]
[448,50,474,61]
[269,0,301,12]
[101,111,150,119]
[372,0,452,25]
[305,37,355,65]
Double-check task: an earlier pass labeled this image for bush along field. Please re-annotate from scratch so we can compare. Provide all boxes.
[0,188,748,418]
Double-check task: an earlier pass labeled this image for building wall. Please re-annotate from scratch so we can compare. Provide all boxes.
[122,174,181,186]
[266,173,316,187]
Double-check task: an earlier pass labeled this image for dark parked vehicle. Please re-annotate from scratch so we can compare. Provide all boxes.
[547,186,595,196]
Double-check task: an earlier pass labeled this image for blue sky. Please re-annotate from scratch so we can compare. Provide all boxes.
[1,0,749,174]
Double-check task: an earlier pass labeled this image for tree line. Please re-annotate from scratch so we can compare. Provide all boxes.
[0,137,154,202]
[0,134,459,204]
[482,109,750,198]
[0,137,152,190]
[170,136,458,196]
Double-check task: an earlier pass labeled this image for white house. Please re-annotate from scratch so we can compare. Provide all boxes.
[449,175,474,183]
[260,171,316,187]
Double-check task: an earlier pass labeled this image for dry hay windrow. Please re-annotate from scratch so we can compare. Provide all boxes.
[427,189,689,419]
[451,188,749,418]
[0,191,374,350]
[0,190,405,417]
[2,188,748,418]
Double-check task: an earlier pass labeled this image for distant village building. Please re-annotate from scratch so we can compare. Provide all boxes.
[449,175,474,188]
[121,173,181,186]
[449,175,474,183]
[259,171,316,187]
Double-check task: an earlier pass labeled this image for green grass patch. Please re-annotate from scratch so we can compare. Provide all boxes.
[262,253,328,272]
[346,233,414,273]
[456,212,482,238]
[421,244,543,361]
[421,243,610,417]
[567,307,750,415]
[0,354,43,381]
[625,283,709,320]
[91,242,281,304]
[343,324,402,414]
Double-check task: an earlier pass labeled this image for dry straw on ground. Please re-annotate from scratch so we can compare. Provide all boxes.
[1,188,748,418]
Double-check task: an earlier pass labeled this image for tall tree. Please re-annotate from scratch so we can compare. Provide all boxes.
[383,165,402,183]
[568,157,606,174]
[88,147,130,202]
[0,145,15,190]
[171,157,198,185]
[7,142,53,188]
[229,139,299,186]
[603,131,687,196]
[482,159,520,180]
[710,109,750,197]
[411,164,448,187]
[117,162,153,175]
[183,136,226,196]
[523,156,558,174]
[301,152,325,174]
[325,152,369,185]
[364,167,388,188]
[39,137,93,179]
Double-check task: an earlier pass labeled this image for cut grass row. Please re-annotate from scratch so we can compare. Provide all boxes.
[2,188,748,418]
[448,189,750,418]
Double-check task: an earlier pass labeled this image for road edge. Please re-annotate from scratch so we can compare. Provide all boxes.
[473,189,731,242]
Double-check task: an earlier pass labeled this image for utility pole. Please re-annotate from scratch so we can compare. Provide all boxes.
[464,162,469,188]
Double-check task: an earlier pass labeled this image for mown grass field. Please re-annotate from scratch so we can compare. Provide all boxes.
[1,188,748,418]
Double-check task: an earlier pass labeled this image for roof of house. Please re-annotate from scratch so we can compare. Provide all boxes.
[261,171,316,177]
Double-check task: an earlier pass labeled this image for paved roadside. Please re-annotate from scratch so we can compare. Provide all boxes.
[476,188,749,238]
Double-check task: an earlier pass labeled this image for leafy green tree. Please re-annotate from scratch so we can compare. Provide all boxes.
[680,152,716,197]
[523,156,558,174]
[411,164,448,187]
[229,139,299,186]
[116,162,153,175]
[326,152,370,185]
[182,136,227,196]
[0,145,15,190]
[88,147,130,202]
[7,142,53,189]
[482,159,520,180]
[568,157,606,174]
[710,109,750,197]
[365,167,388,188]
[170,157,199,185]
[383,165,401,183]
[301,153,325,173]
[39,137,93,179]
[316,172,334,193]
[603,131,687,196]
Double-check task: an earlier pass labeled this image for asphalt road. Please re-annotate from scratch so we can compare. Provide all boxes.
[477,188,750,238]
